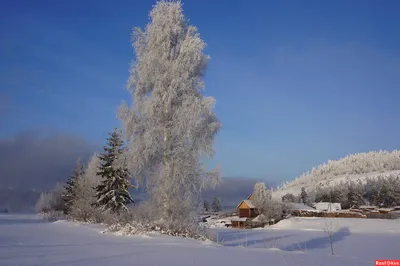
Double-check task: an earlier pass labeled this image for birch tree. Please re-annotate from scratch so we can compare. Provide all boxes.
[118,1,220,222]
[71,153,103,222]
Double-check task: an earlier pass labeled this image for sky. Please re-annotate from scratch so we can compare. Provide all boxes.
[1,0,400,190]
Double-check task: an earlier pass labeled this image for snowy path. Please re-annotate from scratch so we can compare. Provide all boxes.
[0,214,398,266]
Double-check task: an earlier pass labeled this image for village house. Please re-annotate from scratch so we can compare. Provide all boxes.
[236,193,258,218]
[313,202,342,212]
[231,193,258,228]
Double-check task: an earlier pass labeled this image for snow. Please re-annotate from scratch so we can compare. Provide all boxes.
[231,217,247,222]
[241,200,255,208]
[269,217,400,233]
[204,215,238,228]
[1,214,400,266]
[287,203,316,211]
[314,202,342,211]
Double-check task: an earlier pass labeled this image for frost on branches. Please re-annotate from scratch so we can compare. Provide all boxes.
[252,182,283,222]
[70,153,103,222]
[95,129,134,213]
[275,150,400,197]
[118,0,220,223]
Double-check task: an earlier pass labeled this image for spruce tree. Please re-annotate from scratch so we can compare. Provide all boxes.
[212,197,222,212]
[203,200,210,212]
[282,193,296,203]
[370,185,379,206]
[379,180,395,207]
[347,182,364,208]
[94,128,134,213]
[63,158,84,214]
[300,187,308,205]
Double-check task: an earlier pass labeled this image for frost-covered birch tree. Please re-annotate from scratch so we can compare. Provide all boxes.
[71,153,103,222]
[118,1,220,221]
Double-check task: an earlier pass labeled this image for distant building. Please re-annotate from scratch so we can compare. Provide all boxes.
[314,202,342,212]
[236,193,258,218]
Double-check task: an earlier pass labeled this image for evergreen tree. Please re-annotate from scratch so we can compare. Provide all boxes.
[203,200,210,212]
[346,182,364,208]
[94,128,134,213]
[393,177,400,205]
[212,197,222,212]
[370,185,379,206]
[62,158,84,214]
[300,187,308,204]
[282,193,296,203]
[379,180,395,207]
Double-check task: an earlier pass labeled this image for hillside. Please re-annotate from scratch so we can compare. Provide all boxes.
[273,150,400,199]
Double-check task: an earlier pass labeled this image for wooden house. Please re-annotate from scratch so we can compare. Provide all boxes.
[236,193,258,218]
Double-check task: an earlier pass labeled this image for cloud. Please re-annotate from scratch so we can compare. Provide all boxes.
[0,131,98,190]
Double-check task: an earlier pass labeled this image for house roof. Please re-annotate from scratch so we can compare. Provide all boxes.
[314,202,341,211]
[237,199,255,209]
[288,203,315,211]
[247,193,254,200]
[231,217,248,222]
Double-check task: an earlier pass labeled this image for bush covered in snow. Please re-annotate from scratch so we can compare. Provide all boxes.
[35,183,66,220]
[104,201,210,240]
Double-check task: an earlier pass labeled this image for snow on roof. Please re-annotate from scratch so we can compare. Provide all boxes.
[288,203,315,211]
[231,217,247,222]
[236,199,255,209]
[314,202,341,211]
[359,205,378,209]
[243,200,255,209]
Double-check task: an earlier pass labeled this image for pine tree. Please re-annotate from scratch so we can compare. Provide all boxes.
[62,158,84,214]
[212,197,222,212]
[393,177,400,205]
[300,187,308,205]
[94,128,134,213]
[347,182,364,208]
[379,180,395,207]
[118,1,220,221]
[282,193,296,203]
[203,200,210,212]
[370,185,379,206]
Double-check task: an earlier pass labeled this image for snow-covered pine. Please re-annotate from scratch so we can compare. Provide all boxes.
[62,158,85,214]
[95,129,134,213]
[281,193,296,203]
[203,200,210,212]
[118,0,220,221]
[211,197,222,212]
[346,180,364,209]
[379,179,395,207]
[300,187,308,204]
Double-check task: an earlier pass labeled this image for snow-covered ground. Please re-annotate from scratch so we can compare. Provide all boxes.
[1,214,399,266]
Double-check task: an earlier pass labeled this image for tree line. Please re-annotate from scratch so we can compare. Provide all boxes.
[36,1,220,239]
[281,174,400,209]
[36,129,134,222]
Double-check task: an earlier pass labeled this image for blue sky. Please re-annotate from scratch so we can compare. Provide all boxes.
[1,0,400,182]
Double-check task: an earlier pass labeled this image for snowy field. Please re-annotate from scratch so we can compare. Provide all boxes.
[0,214,399,266]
